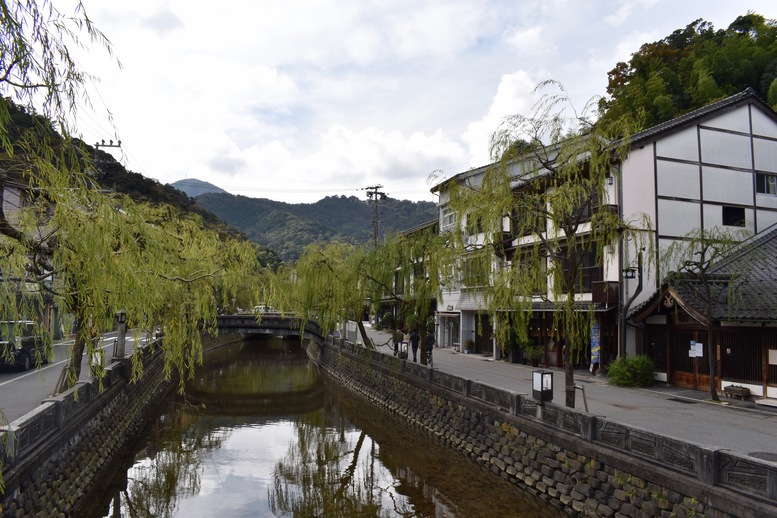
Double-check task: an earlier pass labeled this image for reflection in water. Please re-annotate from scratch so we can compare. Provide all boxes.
[79,337,563,517]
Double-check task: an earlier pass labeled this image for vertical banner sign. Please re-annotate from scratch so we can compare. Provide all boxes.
[590,319,601,364]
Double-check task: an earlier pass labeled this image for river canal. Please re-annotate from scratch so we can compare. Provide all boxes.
[78,336,563,517]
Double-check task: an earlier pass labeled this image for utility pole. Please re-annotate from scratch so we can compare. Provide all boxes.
[364,185,387,247]
[93,139,122,176]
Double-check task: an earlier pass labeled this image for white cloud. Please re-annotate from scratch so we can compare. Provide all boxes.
[56,0,777,204]
[505,25,549,55]
[461,70,537,166]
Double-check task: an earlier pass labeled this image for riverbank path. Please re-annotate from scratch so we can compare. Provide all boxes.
[359,324,777,461]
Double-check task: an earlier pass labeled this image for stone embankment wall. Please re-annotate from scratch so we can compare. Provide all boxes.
[0,332,241,517]
[310,339,777,518]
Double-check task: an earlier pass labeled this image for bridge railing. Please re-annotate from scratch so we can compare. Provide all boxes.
[216,314,324,344]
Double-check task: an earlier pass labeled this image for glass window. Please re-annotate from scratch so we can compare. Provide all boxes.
[722,206,745,227]
[560,246,602,292]
[756,173,777,195]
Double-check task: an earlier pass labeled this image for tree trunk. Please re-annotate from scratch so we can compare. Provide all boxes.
[564,352,576,408]
[708,324,719,402]
[54,311,87,394]
[356,319,372,349]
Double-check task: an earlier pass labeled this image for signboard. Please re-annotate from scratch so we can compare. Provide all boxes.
[689,340,704,357]
[590,320,601,364]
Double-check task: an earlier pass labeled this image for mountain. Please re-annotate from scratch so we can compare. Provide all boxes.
[195,191,438,262]
[170,178,228,197]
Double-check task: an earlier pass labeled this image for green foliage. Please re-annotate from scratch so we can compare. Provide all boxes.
[602,13,777,127]
[524,345,543,360]
[196,192,437,262]
[268,225,453,357]
[607,355,655,387]
[442,81,652,406]
[769,78,777,108]
[0,1,266,397]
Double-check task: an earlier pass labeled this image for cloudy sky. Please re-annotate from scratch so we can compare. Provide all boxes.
[69,1,776,204]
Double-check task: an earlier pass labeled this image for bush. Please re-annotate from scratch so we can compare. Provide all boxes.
[607,355,655,387]
[382,312,394,330]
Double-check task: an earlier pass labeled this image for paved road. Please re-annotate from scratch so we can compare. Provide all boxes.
[361,325,777,460]
[4,324,776,461]
[0,331,147,424]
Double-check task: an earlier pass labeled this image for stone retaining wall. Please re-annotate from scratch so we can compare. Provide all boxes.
[0,332,242,517]
[312,339,777,518]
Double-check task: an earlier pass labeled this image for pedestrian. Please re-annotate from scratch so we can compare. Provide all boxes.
[409,329,420,362]
[392,328,404,356]
[425,330,435,361]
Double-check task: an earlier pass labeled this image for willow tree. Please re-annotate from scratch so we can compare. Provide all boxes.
[1,159,260,394]
[445,82,650,408]
[661,226,754,402]
[359,226,454,364]
[0,1,262,394]
[269,226,452,362]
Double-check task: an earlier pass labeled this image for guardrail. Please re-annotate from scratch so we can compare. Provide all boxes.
[332,337,777,508]
[0,337,158,474]
[1,318,319,475]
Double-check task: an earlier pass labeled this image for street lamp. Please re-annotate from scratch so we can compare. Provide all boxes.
[532,370,553,403]
[113,310,127,360]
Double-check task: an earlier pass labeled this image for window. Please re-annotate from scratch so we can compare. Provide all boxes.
[722,206,745,227]
[465,213,482,236]
[560,246,602,292]
[393,271,404,296]
[756,173,777,195]
[511,207,546,238]
[515,247,547,295]
[441,207,455,229]
[460,256,488,288]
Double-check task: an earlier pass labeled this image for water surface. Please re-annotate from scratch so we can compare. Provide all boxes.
[79,337,562,517]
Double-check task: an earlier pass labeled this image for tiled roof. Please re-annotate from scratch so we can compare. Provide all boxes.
[400,218,438,236]
[664,223,777,323]
[530,301,616,313]
[626,88,775,147]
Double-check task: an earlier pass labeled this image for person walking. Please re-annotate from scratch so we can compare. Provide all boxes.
[425,330,435,364]
[409,329,421,362]
[392,328,404,356]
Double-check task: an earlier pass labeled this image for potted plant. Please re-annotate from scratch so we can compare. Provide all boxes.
[525,344,543,367]
[464,339,475,354]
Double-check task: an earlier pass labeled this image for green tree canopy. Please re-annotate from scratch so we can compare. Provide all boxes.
[601,13,777,126]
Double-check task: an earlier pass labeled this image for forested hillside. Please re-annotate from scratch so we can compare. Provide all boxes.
[0,100,281,269]
[195,192,437,262]
[601,13,777,126]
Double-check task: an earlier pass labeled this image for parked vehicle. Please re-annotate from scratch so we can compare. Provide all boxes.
[0,321,47,371]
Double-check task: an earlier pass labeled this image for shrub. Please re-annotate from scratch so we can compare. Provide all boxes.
[607,355,655,387]
[382,312,394,330]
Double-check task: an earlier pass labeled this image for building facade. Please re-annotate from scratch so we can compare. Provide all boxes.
[431,88,777,397]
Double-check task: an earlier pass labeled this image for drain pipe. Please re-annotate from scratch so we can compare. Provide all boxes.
[619,251,643,357]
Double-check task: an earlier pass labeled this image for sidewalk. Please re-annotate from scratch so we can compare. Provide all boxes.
[359,324,777,459]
